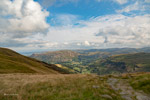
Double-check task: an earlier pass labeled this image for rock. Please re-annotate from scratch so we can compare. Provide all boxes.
[101,94,112,99]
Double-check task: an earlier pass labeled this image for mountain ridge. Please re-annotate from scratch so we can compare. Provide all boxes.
[0,47,69,74]
[30,47,150,74]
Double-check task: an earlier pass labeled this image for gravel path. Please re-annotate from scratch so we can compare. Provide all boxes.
[107,78,150,100]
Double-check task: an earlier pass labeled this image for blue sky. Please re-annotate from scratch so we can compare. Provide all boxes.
[0,0,150,52]
[36,0,129,25]
[37,0,150,22]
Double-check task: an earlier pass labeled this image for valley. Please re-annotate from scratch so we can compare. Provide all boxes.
[0,47,150,100]
[31,47,150,75]
[1,0,150,99]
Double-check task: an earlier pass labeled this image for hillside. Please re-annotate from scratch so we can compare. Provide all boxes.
[0,47,69,74]
[1,48,150,100]
[89,53,150,75]
[0,73,150,100]
[31,50,80,63]
[31,49,150,75]
[76,47,150,55]
[31,50,110,73]
[30,47,150,74]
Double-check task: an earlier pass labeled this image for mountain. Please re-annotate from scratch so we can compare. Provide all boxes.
[89,52,150,75]
[31,50,80,64]
[0,47,69,74]
[31,50,110,73]
[30,47,150,74]
[75,47,150,55]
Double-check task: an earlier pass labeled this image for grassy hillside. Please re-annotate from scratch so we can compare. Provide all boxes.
[1,73,150,100]
[0,74,124,100]
[30,48,150,75]
[31,50,80,64]
[127,72,150,94]
[31,50,110,73]
[0,47,69,74]
[89,53,150,75]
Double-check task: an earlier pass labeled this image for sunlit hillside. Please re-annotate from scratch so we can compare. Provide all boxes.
[0,47,69,74]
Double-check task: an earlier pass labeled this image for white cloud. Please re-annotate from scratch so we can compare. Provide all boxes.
[84,41,90,46]
[95,14,150,46]
[114,0,128,4]
[117,1,140,13]
[117,0,150,13]
[21,14,149,51]
[0,0,49,38]
[50,14,79,26]
[1,0,150,51]
[1,12,150,51]
[96,0,128,4]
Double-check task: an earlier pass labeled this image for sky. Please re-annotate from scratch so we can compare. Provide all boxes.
[0,0,150,52]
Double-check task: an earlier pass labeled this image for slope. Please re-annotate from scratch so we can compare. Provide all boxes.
[0,47,69,74]
[31,50,80,64]
[89,53,150,75]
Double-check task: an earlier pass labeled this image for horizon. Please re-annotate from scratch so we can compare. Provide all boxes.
[19,46,150,55]
[0,0,150,52]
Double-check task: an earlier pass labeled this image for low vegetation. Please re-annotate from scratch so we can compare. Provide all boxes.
[0,74,124,100]
[31,50,150,75]
[1,47,150,100]
[127,73,150,94]
[0,47,69,74]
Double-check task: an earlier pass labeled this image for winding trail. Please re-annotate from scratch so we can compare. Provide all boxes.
[107,78,150,100]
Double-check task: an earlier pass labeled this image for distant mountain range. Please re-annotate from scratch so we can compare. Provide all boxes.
[0,47,69,74]
[89,52,150,75]
[31,47,150,74]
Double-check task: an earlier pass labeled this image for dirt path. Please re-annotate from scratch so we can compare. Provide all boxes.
[107,78,150,100]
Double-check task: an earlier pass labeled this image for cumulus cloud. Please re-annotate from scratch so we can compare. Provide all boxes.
[95,14,150,46]
[1,0,150,51]
[25,14,150,50]
[0,0,49,38]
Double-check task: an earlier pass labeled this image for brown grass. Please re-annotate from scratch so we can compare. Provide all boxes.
[0,74,123,100]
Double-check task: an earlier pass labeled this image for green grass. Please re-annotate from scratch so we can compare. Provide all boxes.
[111,53,150,66]
[128,73,150,94]
[0,59,35,73]
[0,74,124,100]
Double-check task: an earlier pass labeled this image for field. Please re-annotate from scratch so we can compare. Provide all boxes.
[0,74,123,100]
[1,73,150,100]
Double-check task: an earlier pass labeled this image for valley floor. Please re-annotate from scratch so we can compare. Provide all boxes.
[0,73,150,100]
